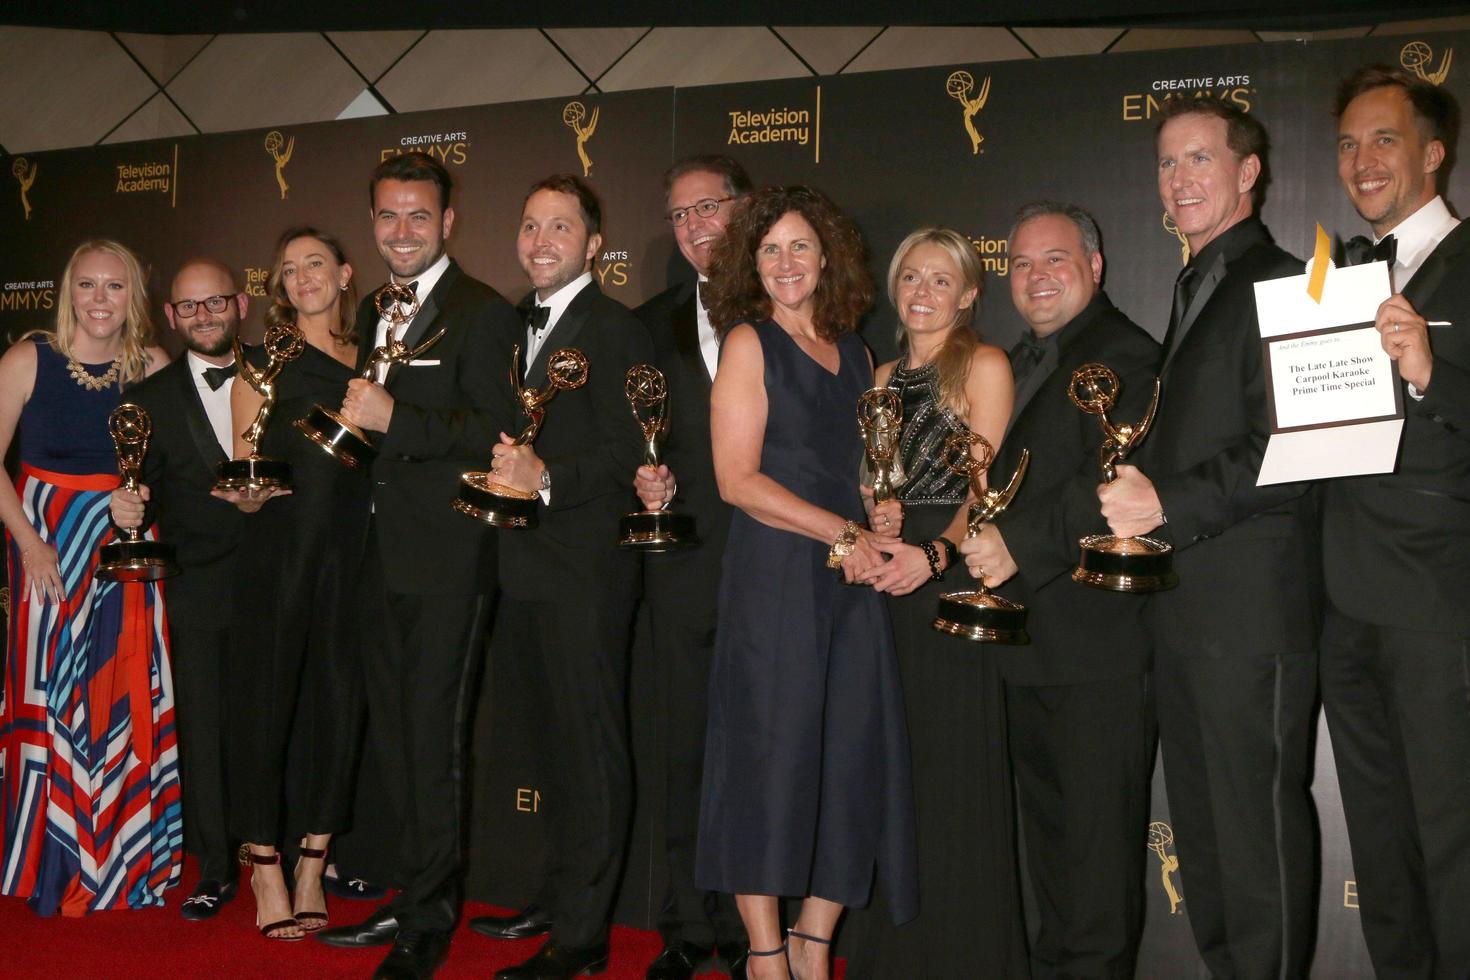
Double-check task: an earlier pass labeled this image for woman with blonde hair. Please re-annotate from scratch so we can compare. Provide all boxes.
[0,239,179,916]
[848,227,1029,975]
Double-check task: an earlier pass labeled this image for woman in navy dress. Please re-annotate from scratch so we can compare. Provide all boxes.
[696,186,918,980]
[224,226,370,939]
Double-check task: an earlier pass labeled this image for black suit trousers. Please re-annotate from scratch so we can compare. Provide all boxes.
[499,592,635,949]
[361,527,490,934]
[1152,583,1318,980]
[170,625,234,882]
[1320,607,1470,980]
[647,594,743,949]
[1007,675,1154,980]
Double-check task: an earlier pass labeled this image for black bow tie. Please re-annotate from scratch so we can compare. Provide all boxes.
[1343,234,1397,267]
[526,305,550,334]
[1008,335,1048,387]
[202,364,235,391]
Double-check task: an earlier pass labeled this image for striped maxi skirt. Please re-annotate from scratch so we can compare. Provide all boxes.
[0,464,182,916]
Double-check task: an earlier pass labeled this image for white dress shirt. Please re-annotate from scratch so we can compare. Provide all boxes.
[524,271,594,505]
[696,276,719,381]
[187,351,235,454]
[371,252,452,382]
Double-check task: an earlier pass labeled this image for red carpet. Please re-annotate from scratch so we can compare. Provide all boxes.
[0,859,845,979]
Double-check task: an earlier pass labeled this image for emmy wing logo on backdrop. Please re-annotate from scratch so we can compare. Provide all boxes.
[12,158,35,220]
[1401,41,1453,85]
[265,130,295,199]
[1148,821,1184,915]
[1163,211,1189,265]
[946,71,991,155]
[563,101,599,177]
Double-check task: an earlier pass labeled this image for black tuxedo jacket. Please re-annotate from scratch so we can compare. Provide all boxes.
[365,258,522,595]
[496,280,654,603]
[1137,217,1321,649]
[1324,218,1470,633]
[990,293,1160,686]
[633,280,732,602]
[126,357,244,631]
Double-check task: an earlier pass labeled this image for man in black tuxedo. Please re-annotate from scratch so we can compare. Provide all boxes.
[624,155,753,980]
[472,175,651,980]
[1097,98,1321,978]
[109,258,247,919]
[314,152,519,980]
[960,202,1158,979]
[1322,65,1470,976]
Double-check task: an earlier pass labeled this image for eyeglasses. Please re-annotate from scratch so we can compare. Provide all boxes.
[667,197,734,227]
[170,295,233,318]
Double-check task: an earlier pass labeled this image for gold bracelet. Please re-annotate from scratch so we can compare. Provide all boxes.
[826,520,862,569]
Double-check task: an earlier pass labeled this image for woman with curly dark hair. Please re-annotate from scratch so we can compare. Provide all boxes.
[695,186,918,980]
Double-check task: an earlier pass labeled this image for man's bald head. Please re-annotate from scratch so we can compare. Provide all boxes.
[171,257,239,297]
[166,256,246,360]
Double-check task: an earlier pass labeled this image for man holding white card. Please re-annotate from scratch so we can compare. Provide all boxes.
[1323,63,1470,977]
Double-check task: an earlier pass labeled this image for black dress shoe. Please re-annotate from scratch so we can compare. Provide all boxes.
[316,906,400,948]
[646,941,710,980]
[372,929,449,980]
[180,878,238,921]
[468,904,553,940]
[718,942,750,980]
[323,872,389,901]
[493,941,609,980]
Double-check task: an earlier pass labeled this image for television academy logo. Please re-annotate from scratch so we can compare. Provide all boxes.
[1163,211,1189,265]
[1401,41,1453,85]
[1149,821,1184,915]
[946,70,991,155]
[12,157,35,220]
[563,102,599,177]
[265,130,295,200]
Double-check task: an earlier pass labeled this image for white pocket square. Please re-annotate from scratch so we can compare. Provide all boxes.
[406,359,441,367]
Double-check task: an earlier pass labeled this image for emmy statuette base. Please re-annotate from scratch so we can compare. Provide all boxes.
[97,539,179,582]
[618,509,699,552]
[295,406,376,471]
[932,590,1029,645]
[1072,533,1177,593]
[453,472,540,529]
[214,456,293,493]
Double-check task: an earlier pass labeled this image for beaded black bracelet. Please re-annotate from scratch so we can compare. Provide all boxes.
[936,536,959,571]
[919,540,943,580]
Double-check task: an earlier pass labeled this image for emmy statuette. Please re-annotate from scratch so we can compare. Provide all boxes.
[618,364,698,550]
[454,345,588,529]
[214,321,306,492]
[856,386,906,505]
[296,282,446,469]
[1068,363,1177,592]
[931,431,1030,644]
[97,404,180,582]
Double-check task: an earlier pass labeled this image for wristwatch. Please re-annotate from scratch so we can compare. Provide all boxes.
[826,520,862,569]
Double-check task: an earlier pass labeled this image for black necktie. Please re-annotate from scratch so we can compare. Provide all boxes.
[202,365,234,391]
[526,305,550,334]
[1163,263,1200,357]
[697,280,710,311]
[1343,234,1397,267]
[1008,335,1047,390]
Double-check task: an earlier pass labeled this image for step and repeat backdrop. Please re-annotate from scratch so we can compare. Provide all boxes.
[3,27,1466,978]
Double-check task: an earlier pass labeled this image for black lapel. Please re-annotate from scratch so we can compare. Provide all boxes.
[352,291,379,373]
[669,283,710,388]
[1403,219,1470,310]
[1160,251,1226,375]
[384,261,458,390]
[526,280,600,388]
[176,357,228,466]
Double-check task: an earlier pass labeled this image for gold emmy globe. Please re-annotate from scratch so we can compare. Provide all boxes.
[856,386,906,505]
[454,345,588,529]
[932,431,1030,644]
[214,321,306,492]
[618,364,699,551]
[1068,363,1177,592]
[296,282,446,469]
[98,404,180,582]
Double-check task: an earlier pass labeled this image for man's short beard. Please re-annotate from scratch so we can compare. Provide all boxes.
[187,322,236,358]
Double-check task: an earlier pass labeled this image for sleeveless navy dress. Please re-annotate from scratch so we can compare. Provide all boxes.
[695,320,918,923]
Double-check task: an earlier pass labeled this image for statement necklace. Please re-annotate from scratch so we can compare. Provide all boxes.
[66,353,122,391]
